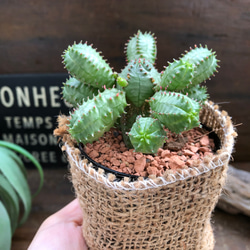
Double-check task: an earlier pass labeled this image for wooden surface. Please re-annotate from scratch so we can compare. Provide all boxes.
[217,165,250,217]
[0,0,249,163]
[11,166,250,250]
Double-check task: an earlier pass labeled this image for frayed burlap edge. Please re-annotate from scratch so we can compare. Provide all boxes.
[59,101,236,191]
[64,141,229,191]
[55,101,237,250]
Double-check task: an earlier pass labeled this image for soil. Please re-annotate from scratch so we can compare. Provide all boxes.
[84,127,216,178]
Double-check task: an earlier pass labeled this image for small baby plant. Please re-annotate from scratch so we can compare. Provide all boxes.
[62,30,218,154]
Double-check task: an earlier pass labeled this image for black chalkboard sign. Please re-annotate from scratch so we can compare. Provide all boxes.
[0,73,70,168]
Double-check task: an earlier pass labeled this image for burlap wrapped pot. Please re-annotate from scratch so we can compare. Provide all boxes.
[56,101,236,250]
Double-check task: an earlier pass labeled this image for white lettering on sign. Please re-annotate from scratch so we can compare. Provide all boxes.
[32,86,47,107]
[4,116,53,129]
[16,86,31,107]
[0,86,15,107]
[2,133,58,146]
[50,86,61,107]
[0,86,66,108]
[0,83,69,165]
[20,151,57,164]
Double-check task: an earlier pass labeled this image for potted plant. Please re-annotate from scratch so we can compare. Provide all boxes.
[54,30,237,249]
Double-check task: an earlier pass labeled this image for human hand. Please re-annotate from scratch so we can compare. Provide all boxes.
[28,199,88,250]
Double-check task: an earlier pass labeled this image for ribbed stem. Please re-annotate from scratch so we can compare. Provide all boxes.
[120,102,150,148]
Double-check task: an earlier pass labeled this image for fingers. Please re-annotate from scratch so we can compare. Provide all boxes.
[28,199,88,250]
[41,199,83,228]
[54,199,83,225]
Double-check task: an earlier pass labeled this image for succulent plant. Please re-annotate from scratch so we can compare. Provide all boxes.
[62,30,218,154]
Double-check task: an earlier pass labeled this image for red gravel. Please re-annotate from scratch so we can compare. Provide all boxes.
[84,127,215,177]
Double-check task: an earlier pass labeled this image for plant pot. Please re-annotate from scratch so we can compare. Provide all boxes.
[57,101,236,250]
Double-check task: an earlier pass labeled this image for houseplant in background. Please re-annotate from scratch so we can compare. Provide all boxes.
[0,141,44,250]
[54,30,237,249]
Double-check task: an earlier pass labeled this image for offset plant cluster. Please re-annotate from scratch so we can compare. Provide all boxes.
[62,30,218,154]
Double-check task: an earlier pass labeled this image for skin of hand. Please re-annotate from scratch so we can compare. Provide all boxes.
[28,199,88,250]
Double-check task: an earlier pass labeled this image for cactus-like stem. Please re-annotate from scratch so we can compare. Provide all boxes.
[61,32,219,155]
[155,59,194,91]
[120,101,150,149]
[69,88,127,143]
[149,91,201,134]
[181,85,209,104]
[119,58,161,107]
[63,42,116,89]
[62,77,99,107]
[119,58,160,148]
[127,116,166,154]
[125,30,157,64]
[181,45,218,85]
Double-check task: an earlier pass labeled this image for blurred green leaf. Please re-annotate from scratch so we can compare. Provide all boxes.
[0,149,31,225]
[0,140,44,249]
[0,141,44,197]
[0,201,12,250]
[0,175,19,233]
[0,146,27,178]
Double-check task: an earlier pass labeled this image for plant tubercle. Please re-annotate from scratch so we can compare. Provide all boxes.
[62,30,219,154]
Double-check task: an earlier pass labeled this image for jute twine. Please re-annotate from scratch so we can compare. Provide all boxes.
[56,101,237,250]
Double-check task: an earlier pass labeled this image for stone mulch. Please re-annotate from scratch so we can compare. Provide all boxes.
[84,127,216,177]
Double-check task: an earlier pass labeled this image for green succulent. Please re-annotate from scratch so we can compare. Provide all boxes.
[61,30,218,154]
